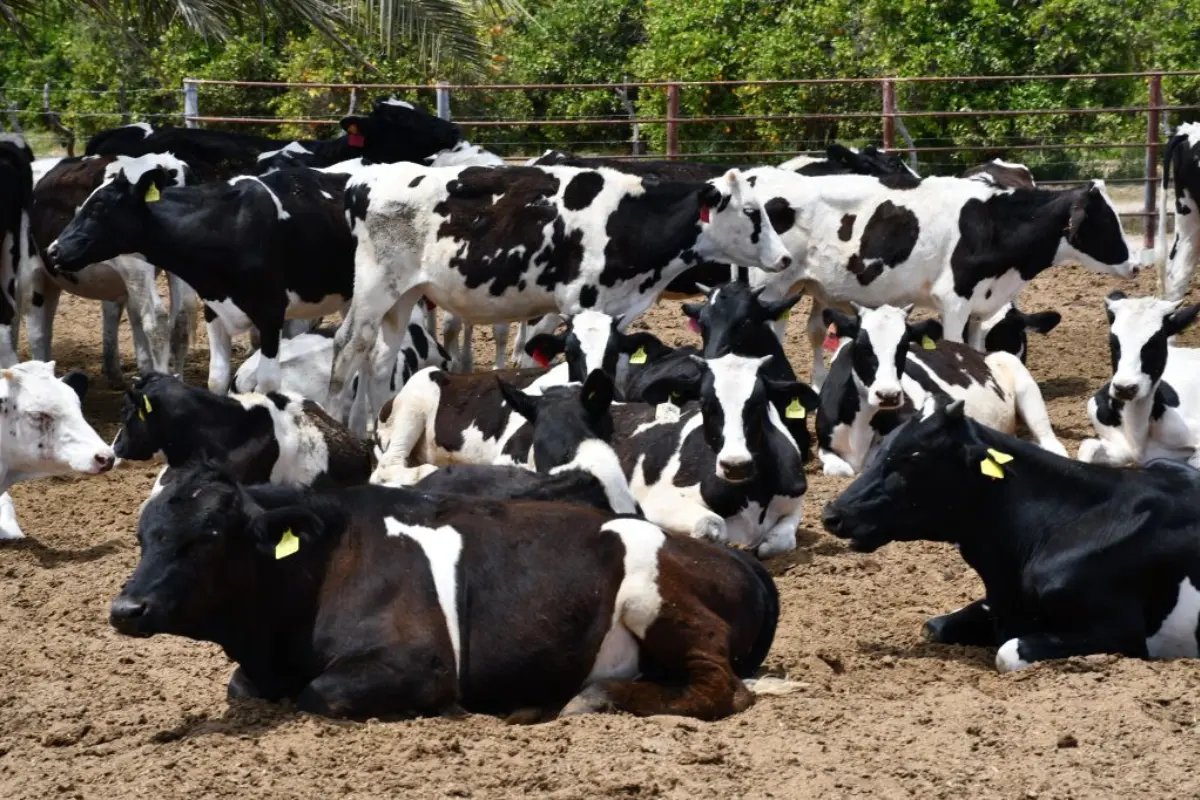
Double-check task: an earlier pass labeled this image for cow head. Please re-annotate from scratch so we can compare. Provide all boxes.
[1058,181,1137,278]
[111,463,336,640]
[822,398,984,552]
[46,154,190,272]
[1104,291,1200,402]
[684,281,803,359]
[499,369,615,471]
[112,373,180,461]
[524,310,672,384]
[824,303,943,410]
[696,169,794,273]
[0,361,114,480]
[339,97,462,165]
[643,353,818,486]
[964,303,1061,363]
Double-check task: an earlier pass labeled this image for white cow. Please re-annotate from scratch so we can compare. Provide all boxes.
[0,360,116,539]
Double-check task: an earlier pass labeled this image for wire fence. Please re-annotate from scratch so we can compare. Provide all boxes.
[2,71,1198,251]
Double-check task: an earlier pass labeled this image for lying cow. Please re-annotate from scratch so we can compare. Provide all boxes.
[822,398,1200,673]
[1078,292,1200,467]
[111,461,783,720]
[1162,122,1200,302]
[329,162,793,423]
[414,370,640,516]
[962,302,1061,364]
[740,167,1138,387]
[114,373,371,500]
[0,360,115,539]
[816,304,1065,476]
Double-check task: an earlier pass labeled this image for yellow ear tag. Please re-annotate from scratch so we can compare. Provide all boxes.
[777,308,791,322]
[785,398,806,419]
[629,346,647,365]
[987,448,1013,465]
[143,395,153,414]
[275,528,300,560]
[979,449,1013,480]
[144,184,160,203]
[921,335,936,350]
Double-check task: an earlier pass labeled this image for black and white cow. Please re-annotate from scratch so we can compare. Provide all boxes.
[414,370,641,516]
[46,165,355,396]
[0,360,115,539]
[329,163,793,423]
[962,302,1061,364]
[608,353,819,558]
[740,168,1138,387]
[1077,292,1200,467]
[960,158,1037,190]
[29,153,199,385]
[1162,123,1200,302]
[823,399,1200,673]
[0,134,33,368]
[816,303,1065,476]
[113,372,371,502]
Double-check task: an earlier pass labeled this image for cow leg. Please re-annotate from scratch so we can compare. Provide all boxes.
[806,301,831,389]
[112,256,170,375]
[205,308,235,395]
[924,599,996,646]
[640,492,726,542]
[441,312,466,372]
[25,266,60,364]
[101,301,126,387]
[756,510,801,559]
[492,323,510,371]
[126,302,157,376]
[1164,192,1199,302]
[226,666,289,703]
[167,274,198,376]
[0,492,23,540]
[1009,363,1068,456]
[331,280,410,421]
[361,301,417,431]
[563,611,752,721]
[255,319,285,396]
[996,626,1147,673]
[296,649,458,720]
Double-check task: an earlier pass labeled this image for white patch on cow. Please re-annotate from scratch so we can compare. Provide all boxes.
[320,190,333,200]
[384,518,463,675]
[584,518,666,684]
[228,175,291,221]
[72,153,190,211]
[1164,123,1200,302]
[995,638,1030,673]
[570,310,617,375]
[1106,295,1178,401]
[255,141,310,162]
[381,98,415,110]
[316,158,371,176]
[707,354,772,475]
[550,438,639,514]
[233,391,332,485]
[30,157,64,187]
[0,493,23,539]
[205,297,254,333]
[856,306,909,407]
[778,154,822,171]
[128,122,153,137]
[1147,577,1200,658]
[426,141,505,168]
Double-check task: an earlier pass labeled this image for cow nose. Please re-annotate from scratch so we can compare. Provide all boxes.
[110,595,147,622]
[95,452,115,473]
[46,240,60,262]
[1111,382,1138,401]
[776,255,793,271]
[875,390,902,408]
[718,458,756,482]
[821,504,843,535]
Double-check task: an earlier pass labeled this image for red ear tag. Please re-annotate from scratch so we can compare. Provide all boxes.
[699,205,711,224]
[348,133,365,148]
[531,348,550,368]
[822,324,839,353]
[688,317,701,334]
[424,298,436,310]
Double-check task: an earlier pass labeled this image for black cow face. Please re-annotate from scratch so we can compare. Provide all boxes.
[47,167,167,272]
[685,281,802,359]
[1062,182,1135,275]
[967,304,1061,363]
[1105,291,1200,402]
[339,97,461,165]
[822,399,975,552]
[499,370,615,471]
[113,385,160,461]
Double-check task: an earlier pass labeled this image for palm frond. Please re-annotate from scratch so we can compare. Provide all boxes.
[343,0,486,72]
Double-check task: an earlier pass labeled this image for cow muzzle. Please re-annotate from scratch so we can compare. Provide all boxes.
[717,456,756,483]
[1109,380,1143,402]
[110,595,153,637]
[870,387,904,410]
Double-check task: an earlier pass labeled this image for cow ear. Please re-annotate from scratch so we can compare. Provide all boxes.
[133,168,166,205]
[581,370,615,418]
[60,370,89,402]
[681,302,704,321]
[1165,303,1200,338]
[907,318,943,343]
[762,291,804,321]
[766,379,819,413]
[339,115,369,134]
[941,398,966,422]
[249,507,325,558]
[523,333,565,367]
[698,183,722,216]
[641,368,701,406]
[498,378,539,422]
[823,308,859,339]
[618,330,668,360]
[721,169,745,203]
[1067,191,1089,242]
[1023,310,1062,335]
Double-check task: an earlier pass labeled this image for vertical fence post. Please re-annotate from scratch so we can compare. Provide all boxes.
[881,79,896,150]
[436,81,451,121]
[666,82,680,159]
[183,80,199,129]
[1146,73,1164,273]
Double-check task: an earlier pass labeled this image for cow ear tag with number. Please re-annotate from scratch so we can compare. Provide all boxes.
[785,398,806,419]
[921,335,937,350]
[138,394,152,421]
[629,346,648,365]
[275,528,300,560]
[979,448,1013,480]
[144,184,160,203]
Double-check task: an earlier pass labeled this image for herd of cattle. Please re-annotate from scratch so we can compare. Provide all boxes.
[1,99,1199,722]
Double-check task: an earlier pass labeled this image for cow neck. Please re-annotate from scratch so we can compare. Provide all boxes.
[303,136,355,166]
[994,188,1078,281]
[629,181,709,270]
[157,396,269,467]
[1115,388,1157,462]
[136,193,239,298]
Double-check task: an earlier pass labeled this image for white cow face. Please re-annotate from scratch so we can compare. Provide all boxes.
[0,361,115,481]
[826,304,921,410]
[1105,292,1200,402]
[698,169,794,274]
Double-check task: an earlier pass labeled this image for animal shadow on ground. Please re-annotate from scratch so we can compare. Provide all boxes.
[7,537,123,568]
[1038,376,1092,400]
[148,701,330,743]
[857,639,997,671]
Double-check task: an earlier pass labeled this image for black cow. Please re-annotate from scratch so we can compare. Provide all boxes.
[1162,123,1200,302]
[114,372,370,504]
[46,164,355,397]
[0,134,33,366]
[111,461,784,720]
[822,399,1200,673]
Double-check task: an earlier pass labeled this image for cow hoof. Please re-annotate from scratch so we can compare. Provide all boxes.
[561,685,612,716]
[821,460,856,478]
[693,517,726,542]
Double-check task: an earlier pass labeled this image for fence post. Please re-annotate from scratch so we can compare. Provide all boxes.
[881,79,896,150]
[183,80,199,129]
[436,81,451,121]
[1146,73,1164,282]
[665,82,680,159]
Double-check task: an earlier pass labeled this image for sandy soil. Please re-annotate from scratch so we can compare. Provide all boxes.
[3,264,1200,800]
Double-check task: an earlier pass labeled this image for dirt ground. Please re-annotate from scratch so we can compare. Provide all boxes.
[3,262,1200,800]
